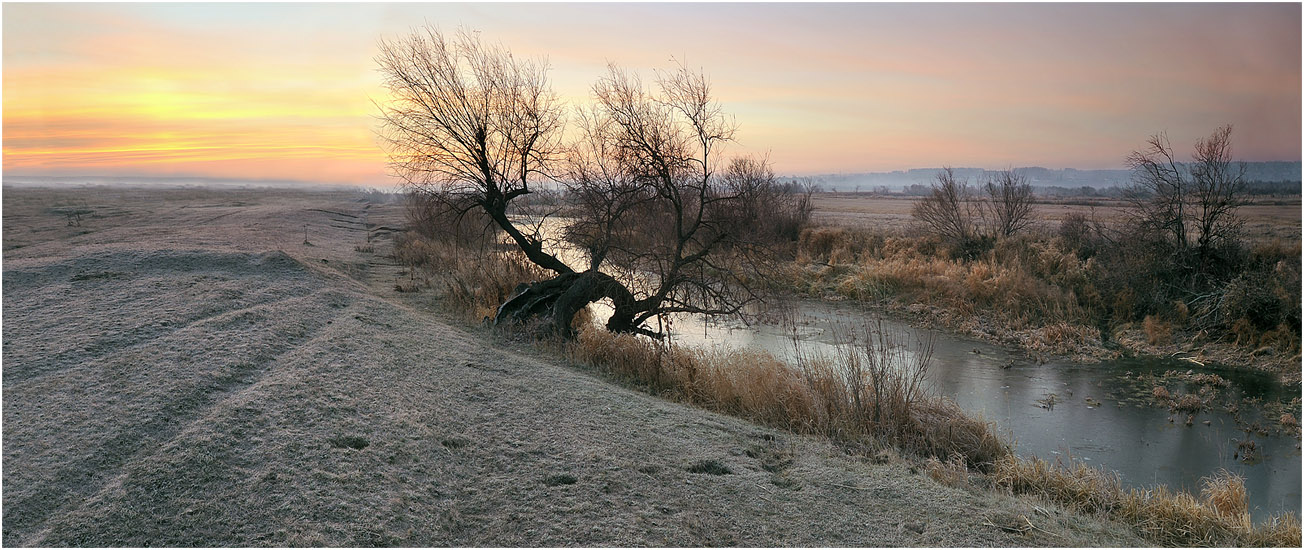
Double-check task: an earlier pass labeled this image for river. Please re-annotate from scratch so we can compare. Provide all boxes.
[527,216,1302,519]
[645,300,1301,520]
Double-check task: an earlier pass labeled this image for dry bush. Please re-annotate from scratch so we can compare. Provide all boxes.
[394,190,554,320]
[798,226,859,264]
[1143,315,1172,345]
[1171,300,1190,325]
[404,191,496,248]
[911,167,981,247]
[789,225,1098,345]
[1152,386,1170,400]
[1231,317,1258,347]
[1057,213,1099,258]
[1170,393,1204,414]
[907,398,1009,469]
[994,456,1300,546]
[1260,323,1301,354]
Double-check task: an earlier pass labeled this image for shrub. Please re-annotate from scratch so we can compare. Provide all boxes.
[1143,315,1172,345]
[1057,213,1096,258]
[911,167,980,246]
[394,227,548,321]
[1171,393,1204,414]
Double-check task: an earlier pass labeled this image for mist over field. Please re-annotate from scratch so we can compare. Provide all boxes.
[806,161,1303,193]
[4,2,1301,547]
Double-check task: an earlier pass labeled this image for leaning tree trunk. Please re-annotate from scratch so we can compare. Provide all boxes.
[494,270,639,337]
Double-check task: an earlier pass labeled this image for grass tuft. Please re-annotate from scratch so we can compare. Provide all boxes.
[567,321,1010,469]
[686,460,732,475]
[994,456,1299,546]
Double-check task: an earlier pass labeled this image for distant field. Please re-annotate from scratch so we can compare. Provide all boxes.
[811,192,1302,242]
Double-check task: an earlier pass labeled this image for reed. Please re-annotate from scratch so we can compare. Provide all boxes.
[567,319,1010,469]
[994,456,1300,546]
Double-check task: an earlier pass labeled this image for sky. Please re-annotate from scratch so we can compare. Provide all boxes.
[4,2,1301,185]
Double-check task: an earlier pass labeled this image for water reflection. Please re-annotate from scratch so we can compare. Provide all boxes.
[538,216,1300,519]
[603,300,1301,520]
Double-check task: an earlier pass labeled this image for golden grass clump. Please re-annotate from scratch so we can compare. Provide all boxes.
[924,453,970,488]
[1143,315,1173,345]
[788,226,1095,343]
[994,456,1301,547]
[797,226,859,264]
[1021,322,1101,356]
[567,322,1010,469]
[1200,469,1248,520]
[394,230,549,322]
[1280,413,1299,429]
[993,455,1122,515]
[1170,393,1204,414]
[1243,513,1302,548]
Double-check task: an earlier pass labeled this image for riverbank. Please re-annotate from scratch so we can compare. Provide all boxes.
[784,220,1302,387]
[792,277,1301,386]
[3,186,1150,546]
[393,187,1299,545]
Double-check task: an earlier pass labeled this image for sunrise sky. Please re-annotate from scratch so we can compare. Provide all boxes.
[4,2,1300,186]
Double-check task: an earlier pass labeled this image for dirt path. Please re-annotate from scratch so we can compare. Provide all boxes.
[2,186,1143,546]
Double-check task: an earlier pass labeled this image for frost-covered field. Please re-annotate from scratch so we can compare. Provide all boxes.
[1,186,1140,546]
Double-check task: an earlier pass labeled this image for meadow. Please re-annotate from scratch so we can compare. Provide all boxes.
[789,192,1302,383]
[2,185,1154,546]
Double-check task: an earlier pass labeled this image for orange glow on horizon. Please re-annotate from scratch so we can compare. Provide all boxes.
[4,3,1299,185]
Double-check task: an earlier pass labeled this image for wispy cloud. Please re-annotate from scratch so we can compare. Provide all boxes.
[4,2,1299,182]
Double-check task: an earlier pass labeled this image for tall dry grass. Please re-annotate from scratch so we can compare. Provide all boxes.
[396,202,1299,546]
[994,455,1300,546]
[792,218,1302,364]
[395,234,548,321]
[792,227,1096,341]
[567,320,1009,469]
[395,191,552,321]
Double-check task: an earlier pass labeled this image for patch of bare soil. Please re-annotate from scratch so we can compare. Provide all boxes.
[2,186,1142,546]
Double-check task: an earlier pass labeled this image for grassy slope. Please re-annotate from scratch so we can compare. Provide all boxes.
[1,187,1142,546]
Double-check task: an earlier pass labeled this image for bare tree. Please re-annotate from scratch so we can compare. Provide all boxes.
[911,167,979,244]
[1189,125,1247,263]
[378,27,803,338]
[1126,132,1190,252]
[532,63,785,337]
[717,155,814,243]
[1125,125,1247,271]
[375,27,570,274]
[983,169,1034,238]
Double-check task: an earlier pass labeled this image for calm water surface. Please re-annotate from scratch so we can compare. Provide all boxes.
[611,300,1302,520]
[533,217,1301,518]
